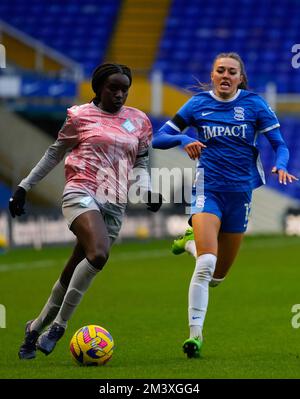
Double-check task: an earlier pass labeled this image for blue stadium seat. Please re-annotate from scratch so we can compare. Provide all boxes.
[154,0,300,93]
[0,0,121,76]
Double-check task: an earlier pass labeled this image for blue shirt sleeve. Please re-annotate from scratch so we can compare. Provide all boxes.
[263,127,289,171]
[256,95,280,133]
[255,95,289,171]
[177,97,195,125]
[152,97,199,149]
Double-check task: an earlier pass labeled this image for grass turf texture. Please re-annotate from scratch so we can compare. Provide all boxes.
[0,235,300,379]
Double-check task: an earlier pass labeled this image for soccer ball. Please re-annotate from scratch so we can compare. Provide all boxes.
[70,325,114,366]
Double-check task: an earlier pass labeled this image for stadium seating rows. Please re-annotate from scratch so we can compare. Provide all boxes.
[1,0,300,91]
[0,0,121,76]
[153,0,300,93]
[0,0,299,200]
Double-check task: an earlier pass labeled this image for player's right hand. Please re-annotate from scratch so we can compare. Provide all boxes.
[184,141,206,160]
[271,167,299,185]
[145,190,163,212]
[9,186,26,218]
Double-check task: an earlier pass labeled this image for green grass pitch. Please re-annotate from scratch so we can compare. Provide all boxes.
[0,235,300,379]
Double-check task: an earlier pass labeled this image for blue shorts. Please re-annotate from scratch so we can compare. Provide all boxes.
[190,189,252,233]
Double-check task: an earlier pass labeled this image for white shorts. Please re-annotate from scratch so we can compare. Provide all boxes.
[62,193,124,242]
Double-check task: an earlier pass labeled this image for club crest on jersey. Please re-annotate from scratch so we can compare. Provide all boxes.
[234,107,245,121]
[122,119,135,132]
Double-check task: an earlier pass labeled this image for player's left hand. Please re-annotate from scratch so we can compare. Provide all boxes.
[145,190,163,212]
[271,167,299,185]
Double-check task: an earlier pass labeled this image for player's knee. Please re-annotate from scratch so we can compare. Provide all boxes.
[194,254,217,282]
[195,267,213,281]
[87,247,110,270]
[209,277,225,288]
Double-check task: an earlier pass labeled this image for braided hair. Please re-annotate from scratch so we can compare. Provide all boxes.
[91,63,132,105]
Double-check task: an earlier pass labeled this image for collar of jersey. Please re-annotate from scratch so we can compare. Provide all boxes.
[91,102,123,115]
[209,89,241,102]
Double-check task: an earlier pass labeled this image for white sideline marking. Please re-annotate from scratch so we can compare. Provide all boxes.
[0,249,171,273]
[0,238,299,273]
[0,260,55,273]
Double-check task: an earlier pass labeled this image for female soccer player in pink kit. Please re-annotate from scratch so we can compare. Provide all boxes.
[9,63,162,359]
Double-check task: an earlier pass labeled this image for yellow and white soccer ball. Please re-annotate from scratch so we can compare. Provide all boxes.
[70,325,114,366]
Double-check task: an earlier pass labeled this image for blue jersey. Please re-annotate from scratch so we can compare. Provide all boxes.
[153,89,289,192]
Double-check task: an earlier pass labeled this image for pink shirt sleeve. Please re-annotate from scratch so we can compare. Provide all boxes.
[57,107,80,148]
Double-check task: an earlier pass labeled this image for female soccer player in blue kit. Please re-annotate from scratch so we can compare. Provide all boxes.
[152,52,298,358]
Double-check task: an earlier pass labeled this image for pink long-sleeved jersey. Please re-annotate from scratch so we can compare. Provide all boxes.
[61,103,152,203]
[20,102,152,206]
